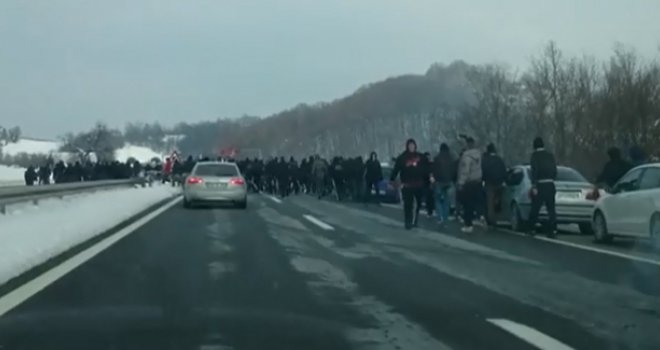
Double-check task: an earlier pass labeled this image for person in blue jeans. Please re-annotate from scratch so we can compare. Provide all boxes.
[432,143,456,224]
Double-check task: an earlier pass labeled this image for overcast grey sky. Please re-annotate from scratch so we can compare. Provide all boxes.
[1,0,658,138]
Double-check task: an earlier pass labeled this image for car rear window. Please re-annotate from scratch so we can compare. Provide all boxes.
[194,164,238,177]
[557,168,587,182]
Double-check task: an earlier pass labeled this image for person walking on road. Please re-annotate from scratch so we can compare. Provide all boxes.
[457,137,482,233]
[481,143,507,226]
[432,143,455,224]
[311,155,328,199]
[24,166,37,186]
[390,139,431,230]
[596,147,631,190]
[527,137,558,238]
[364,152,383,204]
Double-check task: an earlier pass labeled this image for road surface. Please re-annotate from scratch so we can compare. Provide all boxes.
[1,193,659,350]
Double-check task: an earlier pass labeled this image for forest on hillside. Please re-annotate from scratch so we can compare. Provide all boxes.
[116,41,660,178]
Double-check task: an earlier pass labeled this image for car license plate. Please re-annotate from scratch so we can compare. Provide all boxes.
[556,191,580,200]
[207,183,227,189]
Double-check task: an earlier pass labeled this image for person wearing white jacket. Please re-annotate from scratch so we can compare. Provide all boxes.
[457,137,483,232]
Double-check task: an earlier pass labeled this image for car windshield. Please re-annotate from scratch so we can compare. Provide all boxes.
[2,2,659,350]
[557,168,587,183]
[194,164,238,177]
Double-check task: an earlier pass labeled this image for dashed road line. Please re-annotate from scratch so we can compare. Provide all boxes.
[0,196,182,317]
[487,318,574,350]
[303,214,334,231]
[262,193,282,204]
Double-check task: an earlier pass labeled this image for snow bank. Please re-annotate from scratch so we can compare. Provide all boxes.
[0,185,180,285]
[114,144,163,163]
[0,165,25,183]
[2,138,59,156]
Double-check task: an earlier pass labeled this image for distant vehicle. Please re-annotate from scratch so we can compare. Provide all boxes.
[183,161,247,209]
[498,165,602,234]
[592,163,660,244]
[377,165,401,203]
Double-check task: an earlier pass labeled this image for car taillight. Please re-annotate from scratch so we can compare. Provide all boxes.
[229,177,245,186]
[586,188,600,201]
[187,176,204,185]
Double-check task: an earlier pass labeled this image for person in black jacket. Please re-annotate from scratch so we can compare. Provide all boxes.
[596,147,632,190]
[364,152,383,204]
[528,137,558,238]
[24,166,37,186]
[38,163,51,185]
[482,143,507,226]
[432,143,455,223]
[390,139,431,229]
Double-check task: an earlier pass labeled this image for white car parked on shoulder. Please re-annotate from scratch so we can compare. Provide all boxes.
[592,163,660,244]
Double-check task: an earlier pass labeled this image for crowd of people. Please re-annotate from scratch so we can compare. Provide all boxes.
[22,136,652,237]
[23,159,152,185]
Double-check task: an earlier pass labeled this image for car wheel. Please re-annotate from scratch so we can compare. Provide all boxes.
[236,200,247,209]
[511,203,526,232]
[593,211,612,243]
[650,213,660,248]
[578,223,594,235]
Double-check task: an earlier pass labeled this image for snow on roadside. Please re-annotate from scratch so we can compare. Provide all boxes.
[114,144,163,163]
[0,165,25,185]
[1,138,59,156]
[0,185,180,286]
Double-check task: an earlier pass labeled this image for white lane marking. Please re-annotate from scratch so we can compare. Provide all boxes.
[263,194,282,204]
[487,318,574,350]
[303,214,334,231]
[0,196,182,317]
[500,228,660,267]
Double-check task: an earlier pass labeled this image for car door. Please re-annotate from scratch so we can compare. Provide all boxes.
[606,168,644,235]
[634,167,660,236]
[500,166,526,221]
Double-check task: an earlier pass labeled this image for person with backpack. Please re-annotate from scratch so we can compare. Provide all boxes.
[457,137,482,233]
[528,137,558,238]
[481,143,507,226]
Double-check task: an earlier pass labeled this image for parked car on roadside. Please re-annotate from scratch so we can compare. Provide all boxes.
[376,165,401,203]
[498,165,602,234]
[592,163,660,244]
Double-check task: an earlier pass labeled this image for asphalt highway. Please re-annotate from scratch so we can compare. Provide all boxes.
[1,193,659,350]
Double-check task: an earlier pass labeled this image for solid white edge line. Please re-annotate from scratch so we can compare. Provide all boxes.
[500,228,660,267]
[487,318,575,350]
[303,214,334,231]
[0,195,182,317]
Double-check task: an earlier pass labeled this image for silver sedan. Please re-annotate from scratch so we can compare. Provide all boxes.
[183,161,247,209]
[498,165,600,234]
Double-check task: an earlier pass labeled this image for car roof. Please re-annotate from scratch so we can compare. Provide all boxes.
[194,161,238,167]
[629,162,660,171]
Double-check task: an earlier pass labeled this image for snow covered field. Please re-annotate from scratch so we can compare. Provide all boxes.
[0,165,25,185]
[1,138,59,156]
[0,185,180,286]
[1,138,164,163]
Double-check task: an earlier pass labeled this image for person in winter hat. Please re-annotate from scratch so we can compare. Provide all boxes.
[390,138,431,229]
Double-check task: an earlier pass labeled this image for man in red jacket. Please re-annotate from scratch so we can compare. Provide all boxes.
[162,157,173,184]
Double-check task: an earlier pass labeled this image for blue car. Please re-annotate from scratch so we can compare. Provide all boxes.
[376,165,401,203]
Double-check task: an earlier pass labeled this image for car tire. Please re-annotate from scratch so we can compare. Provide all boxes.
[511,203,526,232]
[651,213,660,248]
[578,223,594,235]
[183,198,192,209]
[593,211,612,244]
[236,199,247,209]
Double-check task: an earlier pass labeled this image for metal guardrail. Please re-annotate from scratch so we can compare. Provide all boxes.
[0,179,147,214]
